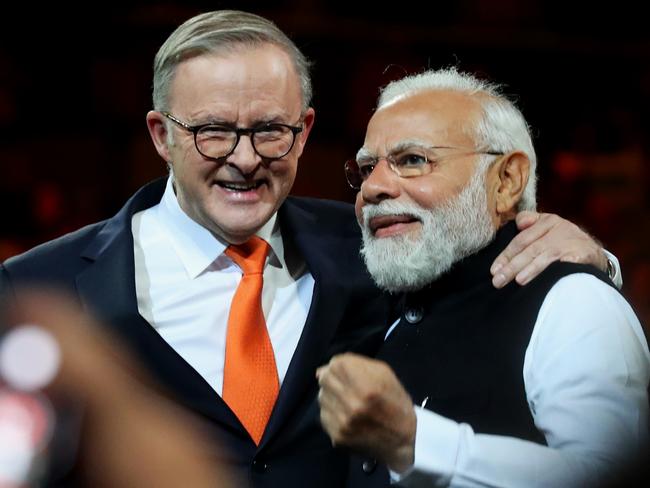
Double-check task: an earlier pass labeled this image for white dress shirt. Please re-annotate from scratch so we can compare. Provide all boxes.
[391,273,649,487]
[132,177,315,395]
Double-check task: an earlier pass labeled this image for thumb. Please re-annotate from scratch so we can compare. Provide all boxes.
[515,210,539,230]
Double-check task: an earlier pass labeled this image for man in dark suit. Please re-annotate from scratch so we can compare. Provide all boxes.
[0,11,621,487]
[318,67,649,487]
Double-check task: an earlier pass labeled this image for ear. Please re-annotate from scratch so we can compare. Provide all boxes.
[292,107,316,159]
[492,151,530,221]
[146,110,172,164]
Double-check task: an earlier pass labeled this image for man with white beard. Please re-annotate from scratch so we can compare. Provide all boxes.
[317,68,650,487]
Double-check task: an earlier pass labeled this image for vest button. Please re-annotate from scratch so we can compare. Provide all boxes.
[362,458,377,473]
[252,458,269,473]
[404,306,423,324]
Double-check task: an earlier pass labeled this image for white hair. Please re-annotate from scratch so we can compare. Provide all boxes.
[378,67,537,211]
[152,10,312,113]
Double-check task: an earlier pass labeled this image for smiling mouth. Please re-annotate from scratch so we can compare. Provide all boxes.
[368,214,421,236]
[217,180,266,192]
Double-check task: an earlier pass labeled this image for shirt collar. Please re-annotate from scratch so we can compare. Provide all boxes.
[157,176,283,278]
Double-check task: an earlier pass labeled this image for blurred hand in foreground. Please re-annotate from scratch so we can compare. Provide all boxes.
[0,287,235,488]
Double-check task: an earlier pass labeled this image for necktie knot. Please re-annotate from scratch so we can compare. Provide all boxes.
[225,236,269,275]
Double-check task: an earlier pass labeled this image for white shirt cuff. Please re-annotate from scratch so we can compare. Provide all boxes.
[389,406,460,486]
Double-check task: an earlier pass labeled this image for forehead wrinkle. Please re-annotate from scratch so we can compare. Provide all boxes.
[187,111,296,127]
[171,47,301,128]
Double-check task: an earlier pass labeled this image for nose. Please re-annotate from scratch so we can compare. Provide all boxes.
[359,159,401,205]
[224,133,263,175]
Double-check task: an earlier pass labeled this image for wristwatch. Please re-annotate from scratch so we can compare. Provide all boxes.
[606,257,616,281]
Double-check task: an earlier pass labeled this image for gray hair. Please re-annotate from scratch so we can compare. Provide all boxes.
[378,67,537,211]
[152,10,313,112]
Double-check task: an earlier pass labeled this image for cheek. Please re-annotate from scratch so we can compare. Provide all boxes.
[275,161,298,190]
[168,145,188,173]
[407,177,462,208]
[171,158,195,185]
[171,137,202,164]
[408,185,445,209]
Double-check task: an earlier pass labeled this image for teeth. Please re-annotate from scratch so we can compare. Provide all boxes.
[220,181,262,191]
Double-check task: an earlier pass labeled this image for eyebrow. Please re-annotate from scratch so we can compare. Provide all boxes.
[356,139,433,160]
[356,147,373,161]
[190,114,294,127]
[183,115,231,127]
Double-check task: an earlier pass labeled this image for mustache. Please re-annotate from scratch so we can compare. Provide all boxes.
[361,200,429,230]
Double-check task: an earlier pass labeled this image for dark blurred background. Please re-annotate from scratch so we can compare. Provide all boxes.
[0,1,648,326]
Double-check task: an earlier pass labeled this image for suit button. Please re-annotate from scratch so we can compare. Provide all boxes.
[404,307,423,324]
[362,458,377,474]
[252,458,269,473]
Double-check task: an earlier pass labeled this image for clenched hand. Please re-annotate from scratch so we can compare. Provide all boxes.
[316,353,416,473]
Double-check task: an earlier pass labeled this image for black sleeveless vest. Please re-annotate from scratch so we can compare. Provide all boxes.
[376,221,614,443]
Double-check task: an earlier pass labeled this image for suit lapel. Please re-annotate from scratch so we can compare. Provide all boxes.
[74,178,243,433]
[76,179,163,340]
[261,199,351,446]
[73,187,369,448]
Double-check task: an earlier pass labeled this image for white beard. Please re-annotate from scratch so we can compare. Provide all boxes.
[360,168,497,293]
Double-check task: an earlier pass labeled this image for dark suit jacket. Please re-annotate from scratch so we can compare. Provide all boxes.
[0,178,392,487]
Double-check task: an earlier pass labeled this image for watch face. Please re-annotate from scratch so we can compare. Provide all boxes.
[606,258,615,280]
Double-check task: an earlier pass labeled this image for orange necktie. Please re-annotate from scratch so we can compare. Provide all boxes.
[223,237,279,445]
